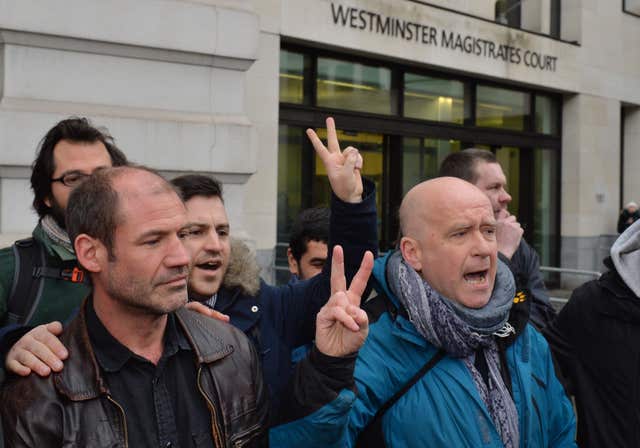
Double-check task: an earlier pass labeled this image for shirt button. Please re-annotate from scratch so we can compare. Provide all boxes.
[251,305,259,313]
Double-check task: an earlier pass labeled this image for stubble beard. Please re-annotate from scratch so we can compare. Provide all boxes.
[105,265,188,316]
[49,197,67,230]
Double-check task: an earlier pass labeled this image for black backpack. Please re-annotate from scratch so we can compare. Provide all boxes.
[4,238,89,326]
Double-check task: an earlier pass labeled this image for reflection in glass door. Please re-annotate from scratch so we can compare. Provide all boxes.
[401,137,461,196]
[534,148,559,271]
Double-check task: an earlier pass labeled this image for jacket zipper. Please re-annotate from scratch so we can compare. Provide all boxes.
[106,394,129,448]
[197,367,224,447]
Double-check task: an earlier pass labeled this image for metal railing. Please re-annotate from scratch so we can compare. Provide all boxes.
[539,266,602,278]
[539,266,602,307]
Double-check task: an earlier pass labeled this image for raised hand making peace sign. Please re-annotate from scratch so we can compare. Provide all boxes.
[315,246,373,357]
[306,117,364,204]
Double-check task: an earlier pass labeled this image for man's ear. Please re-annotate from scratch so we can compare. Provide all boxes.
[74,234,105,273]
[287,248,299,276]
[44,196,52,208]
[400,236,422,272]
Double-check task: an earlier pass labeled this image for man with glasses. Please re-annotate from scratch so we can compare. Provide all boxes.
[0,117,127,372]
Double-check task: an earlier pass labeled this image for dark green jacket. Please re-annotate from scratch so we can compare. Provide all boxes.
[0,223,90,327]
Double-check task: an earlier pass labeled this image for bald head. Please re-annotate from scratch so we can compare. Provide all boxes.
[399,177,492,240]
[399,177,498,308]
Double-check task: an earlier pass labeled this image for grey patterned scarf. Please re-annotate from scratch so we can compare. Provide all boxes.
[41,215,74,253]
[387,251,519,448]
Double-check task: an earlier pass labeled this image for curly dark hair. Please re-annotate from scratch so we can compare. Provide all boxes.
[31,117,128,218]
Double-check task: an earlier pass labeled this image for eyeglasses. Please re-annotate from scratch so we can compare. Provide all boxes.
[50,172,91,188]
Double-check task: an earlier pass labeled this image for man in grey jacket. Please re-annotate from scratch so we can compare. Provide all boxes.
[439,149,556,329]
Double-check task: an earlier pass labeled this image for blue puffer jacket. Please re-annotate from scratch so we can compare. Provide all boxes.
[271,252,577,447]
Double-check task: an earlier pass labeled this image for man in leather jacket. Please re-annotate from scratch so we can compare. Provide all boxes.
[1,166,268,447]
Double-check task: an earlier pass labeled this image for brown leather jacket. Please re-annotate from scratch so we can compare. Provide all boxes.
[1,305,269,447]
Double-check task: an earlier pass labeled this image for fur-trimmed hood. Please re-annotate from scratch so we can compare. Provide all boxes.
[221,238,262,297]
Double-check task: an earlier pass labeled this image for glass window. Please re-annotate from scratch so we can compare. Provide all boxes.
[402,137,461,195]
[276,125,309,284]
[495,0,521,27]
[403,73,466,124]
[550,0,561,38]
[533,148,559,268]
[314,128,384,237]
[476,85,530,131]
[279,50,306,104]
[277,125,306,243]
[535,94,559,135]
[317,57,392,114]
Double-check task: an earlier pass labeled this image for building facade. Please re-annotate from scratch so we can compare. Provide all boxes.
[1,0,639,287]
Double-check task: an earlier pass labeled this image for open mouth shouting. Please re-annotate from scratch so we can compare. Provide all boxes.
[195,259,222,272]
[463,269,489,285]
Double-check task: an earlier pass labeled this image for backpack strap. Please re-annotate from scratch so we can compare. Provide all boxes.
[5,238,90,326]
[355,348,446,447]
[5,238,46,325]
[34,266,90,284]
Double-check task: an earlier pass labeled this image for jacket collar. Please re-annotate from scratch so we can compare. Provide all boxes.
[221,238,261,297]
[174,307,234,364]
[87,299,189,373]
[215,285,262,333]
[53,300,235,401]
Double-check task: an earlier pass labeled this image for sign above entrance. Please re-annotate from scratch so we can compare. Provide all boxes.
[330,2,558,72]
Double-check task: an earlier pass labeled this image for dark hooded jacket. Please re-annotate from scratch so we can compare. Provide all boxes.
[204,183,378,421]
[544,219,640,448]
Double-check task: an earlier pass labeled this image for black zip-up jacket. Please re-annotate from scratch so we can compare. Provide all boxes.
[544,257,640,448]
[0,304,268,448]
[505,239,556,330]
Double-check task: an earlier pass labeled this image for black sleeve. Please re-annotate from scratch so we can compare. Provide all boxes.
[282,179,379,347]
[542,293,579,395]
[505,241,556,330]
[0,325,33,385]
[617,211,628,234]
[277,345,357,425]
[331,179,379,288]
